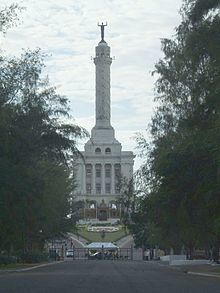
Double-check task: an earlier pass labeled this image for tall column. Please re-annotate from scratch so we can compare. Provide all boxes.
[92,164,96,194]
[82,164,86,193]
[101,164,105,194]
[93,36,112,128]
[111,164,115,194]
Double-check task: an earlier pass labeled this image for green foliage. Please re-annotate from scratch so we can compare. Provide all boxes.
[133,0,220,258]
[0,255,17,266]
[117,177,137,226]
[90,223,113,227]
[77,225,127,243]
[18,251,49,264]
[0,6,88,255]
[0,3,24,33]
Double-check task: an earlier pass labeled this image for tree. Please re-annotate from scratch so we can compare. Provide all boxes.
[133,0,220,260]
[0,6,88,254]
[0,3,24,33]
[117,177,136,228]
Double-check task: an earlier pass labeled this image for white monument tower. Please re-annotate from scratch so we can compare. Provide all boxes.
[75,23,134,222]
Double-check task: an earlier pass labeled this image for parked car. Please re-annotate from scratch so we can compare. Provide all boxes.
[66,249,74,258]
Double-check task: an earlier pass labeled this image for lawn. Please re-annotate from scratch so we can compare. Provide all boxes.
[211,267,220,273]
[0,263,46,270]
[77,225,129,243]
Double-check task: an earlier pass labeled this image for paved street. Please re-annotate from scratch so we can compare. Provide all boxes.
[1,260,220,293]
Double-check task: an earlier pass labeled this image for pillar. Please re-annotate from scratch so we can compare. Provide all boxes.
[111,163,115,194]
[101,164,105,194]
[82,164,86,193]
[92,164,96,194]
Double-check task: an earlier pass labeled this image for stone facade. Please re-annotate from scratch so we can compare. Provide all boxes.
[74,26,134,222]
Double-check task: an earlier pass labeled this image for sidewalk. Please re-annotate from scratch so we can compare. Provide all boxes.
[67,232,88,248]
[0,261,63,274]
[116,235,134,248]
[178,263,220,278]
[158,261,220,278]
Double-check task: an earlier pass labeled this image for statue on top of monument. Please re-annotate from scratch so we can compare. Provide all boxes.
[98,22,107,42]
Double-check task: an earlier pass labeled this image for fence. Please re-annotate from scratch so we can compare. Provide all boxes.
[68,247,133,261]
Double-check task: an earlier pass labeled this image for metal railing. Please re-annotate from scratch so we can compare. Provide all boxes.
[69,247,133,261]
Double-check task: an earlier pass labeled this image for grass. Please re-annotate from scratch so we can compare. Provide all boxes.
[0,263,44,270]
[76,225,129,243]
[211,267,220,273]
[0,263,18,269]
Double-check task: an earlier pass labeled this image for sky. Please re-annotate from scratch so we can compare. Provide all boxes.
[0,0,183,170]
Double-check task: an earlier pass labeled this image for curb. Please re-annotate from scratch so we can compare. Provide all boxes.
[187,271,220,278]
[0,261,64,273]
[154,261,220,279]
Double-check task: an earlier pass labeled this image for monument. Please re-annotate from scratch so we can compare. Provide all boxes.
[74,23,134,222]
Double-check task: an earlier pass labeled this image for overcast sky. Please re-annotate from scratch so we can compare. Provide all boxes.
[0,0,183,169]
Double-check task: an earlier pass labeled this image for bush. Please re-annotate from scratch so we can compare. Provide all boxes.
[91,223,112,227]
[0,255,17,266]
[19,251,49,263]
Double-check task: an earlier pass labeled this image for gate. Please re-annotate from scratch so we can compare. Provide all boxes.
[117,248,132,260]
[72,248,88,260]
[71,247,133,261]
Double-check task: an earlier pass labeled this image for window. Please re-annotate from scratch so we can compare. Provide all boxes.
[96,169,101,178]
[95,147,101,153]
[105,183,111,194]
[96,183,101,194]
[86,183,91,194]
[86,164,92,178]
[95,164,101,178]
[114,164,121,179]
[105,164,111,178]
[105,147,111,154]
[105,169,111,178]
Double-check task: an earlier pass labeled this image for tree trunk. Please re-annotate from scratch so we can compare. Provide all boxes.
[212,244,219,263]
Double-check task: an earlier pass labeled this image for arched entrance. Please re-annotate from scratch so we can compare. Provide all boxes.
[98,199,108,221]
[99,209,107,221]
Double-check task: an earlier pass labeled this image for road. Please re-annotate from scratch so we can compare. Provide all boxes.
[0,260,220,293]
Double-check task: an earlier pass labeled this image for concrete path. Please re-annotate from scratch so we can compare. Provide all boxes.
[66,232,88,248]
[116,235,134,248]
[116,235,143,261]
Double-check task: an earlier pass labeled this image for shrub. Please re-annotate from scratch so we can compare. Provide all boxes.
[19,251,49,263]
[0,255,17,266]
[91,223,112,227]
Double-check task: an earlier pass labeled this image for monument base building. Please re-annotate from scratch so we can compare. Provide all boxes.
[74,24,134,222]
